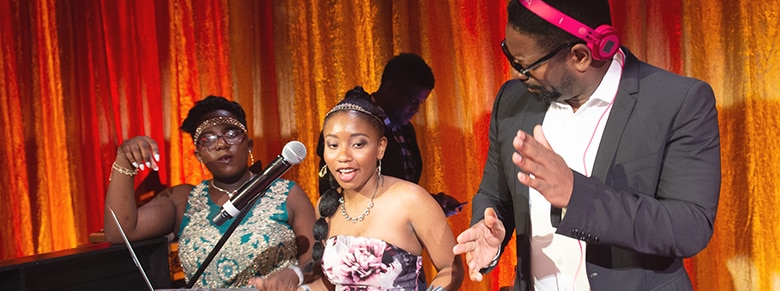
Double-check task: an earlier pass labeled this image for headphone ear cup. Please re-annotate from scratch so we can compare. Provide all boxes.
[590,25,619,60]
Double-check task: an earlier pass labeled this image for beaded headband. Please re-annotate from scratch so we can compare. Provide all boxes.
[326,103,384,124]
[192,116,247,143]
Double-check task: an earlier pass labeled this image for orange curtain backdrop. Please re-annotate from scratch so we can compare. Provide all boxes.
[270,2,511,289]
[682,1,780,290]
[1,0,780,290]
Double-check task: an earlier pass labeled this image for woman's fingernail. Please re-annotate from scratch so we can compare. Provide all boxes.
[132,162,139,169]
[154,153,160,162]
[139,163,145,171]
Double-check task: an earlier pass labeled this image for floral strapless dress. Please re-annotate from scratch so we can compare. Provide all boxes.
[322,235,426,291]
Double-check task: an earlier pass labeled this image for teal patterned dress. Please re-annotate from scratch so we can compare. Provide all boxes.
[178,179,298,288]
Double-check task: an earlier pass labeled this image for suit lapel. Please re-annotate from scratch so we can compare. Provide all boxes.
[513,93,548,203]
[591,49,640,181]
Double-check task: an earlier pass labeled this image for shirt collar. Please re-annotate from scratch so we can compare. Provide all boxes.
[589,48,625,105]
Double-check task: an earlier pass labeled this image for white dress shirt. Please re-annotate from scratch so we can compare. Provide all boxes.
[529,50,625,291]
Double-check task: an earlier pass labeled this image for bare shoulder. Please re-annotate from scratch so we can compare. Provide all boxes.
[382,177,436,206]
[286,182,308,200]
[286,182,315,211]
[380,178,447,232]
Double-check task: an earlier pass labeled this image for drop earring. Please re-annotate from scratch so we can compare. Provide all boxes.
[319,164,329,178]
[377,159,384,186]
[249,150,255,166]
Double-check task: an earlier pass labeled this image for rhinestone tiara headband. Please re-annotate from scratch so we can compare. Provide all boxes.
[193,116,247,143]
[326,103,383,124]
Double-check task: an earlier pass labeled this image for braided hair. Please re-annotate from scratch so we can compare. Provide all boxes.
[312,87,386,262]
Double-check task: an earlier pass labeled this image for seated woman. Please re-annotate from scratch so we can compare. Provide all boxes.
[103,96,315,290]
[306,89,464,291]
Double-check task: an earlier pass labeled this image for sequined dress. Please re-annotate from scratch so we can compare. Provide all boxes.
[322,235,425,291]
[178,179,298,288]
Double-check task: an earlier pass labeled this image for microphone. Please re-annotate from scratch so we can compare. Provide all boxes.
[212,140,307,226]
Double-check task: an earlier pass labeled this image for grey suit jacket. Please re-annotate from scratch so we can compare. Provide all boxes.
[471,49,721,291]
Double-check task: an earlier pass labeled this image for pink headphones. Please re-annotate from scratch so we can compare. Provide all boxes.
[519,0,619,61]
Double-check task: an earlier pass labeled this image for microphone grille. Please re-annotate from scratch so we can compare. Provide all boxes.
[281,140,307,164]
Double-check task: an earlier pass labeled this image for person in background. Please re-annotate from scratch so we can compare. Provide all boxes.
[305,92,463,291]
[317,54,465,217]
[104,96,316,290]
[453,0,720,290]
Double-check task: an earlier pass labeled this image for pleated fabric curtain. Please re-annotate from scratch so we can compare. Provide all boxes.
[1,0,778,290]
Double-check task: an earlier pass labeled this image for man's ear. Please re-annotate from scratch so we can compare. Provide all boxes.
[571,43,593,72]
[248,138,253,150]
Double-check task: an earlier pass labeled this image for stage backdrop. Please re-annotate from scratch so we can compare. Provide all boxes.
[1,0,778,290]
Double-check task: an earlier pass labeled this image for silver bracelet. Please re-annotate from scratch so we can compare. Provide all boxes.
[487,247,501,268]
[288,265,304,286]
[479,247,502,274]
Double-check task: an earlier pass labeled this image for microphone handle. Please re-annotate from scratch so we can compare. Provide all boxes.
[233,156,290,208]
[190,155,297,287]
[212,155,291,226]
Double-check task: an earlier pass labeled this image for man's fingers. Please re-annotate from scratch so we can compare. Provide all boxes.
[470,269,484,282]
[514,129,539,157]
[453,236,480,255]
[483,208,506,238]
[512,149,540,180]
[483,208,498,226]
[533,124,552,150]
[455,223,481,243]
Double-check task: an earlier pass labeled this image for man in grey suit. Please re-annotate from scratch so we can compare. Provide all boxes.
[453,0,721,290]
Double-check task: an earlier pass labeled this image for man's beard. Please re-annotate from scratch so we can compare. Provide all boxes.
[525,69,576,104]
[526,85,561,104]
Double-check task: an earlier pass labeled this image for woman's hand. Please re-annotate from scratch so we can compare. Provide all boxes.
[116,136,160,171]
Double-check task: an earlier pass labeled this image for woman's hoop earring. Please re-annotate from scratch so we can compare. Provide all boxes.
[319,164,329,178]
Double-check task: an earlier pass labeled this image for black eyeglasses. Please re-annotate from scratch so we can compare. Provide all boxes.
[501,39,581,78]
[196,128,247,151]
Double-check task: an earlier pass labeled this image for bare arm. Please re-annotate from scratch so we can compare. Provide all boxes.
[250,183,318,290]
[103,136,179,243]
[409,188,464,290]
[287,183,316,269]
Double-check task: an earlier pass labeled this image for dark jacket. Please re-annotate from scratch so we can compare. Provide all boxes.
[471,49,721,291]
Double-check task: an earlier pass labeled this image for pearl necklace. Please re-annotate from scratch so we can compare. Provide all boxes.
[210,176,253,199]
[339,180,380,223]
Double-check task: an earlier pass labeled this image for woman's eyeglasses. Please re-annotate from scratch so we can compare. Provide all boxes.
[501,39,581,78]
[196,128,247,151]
